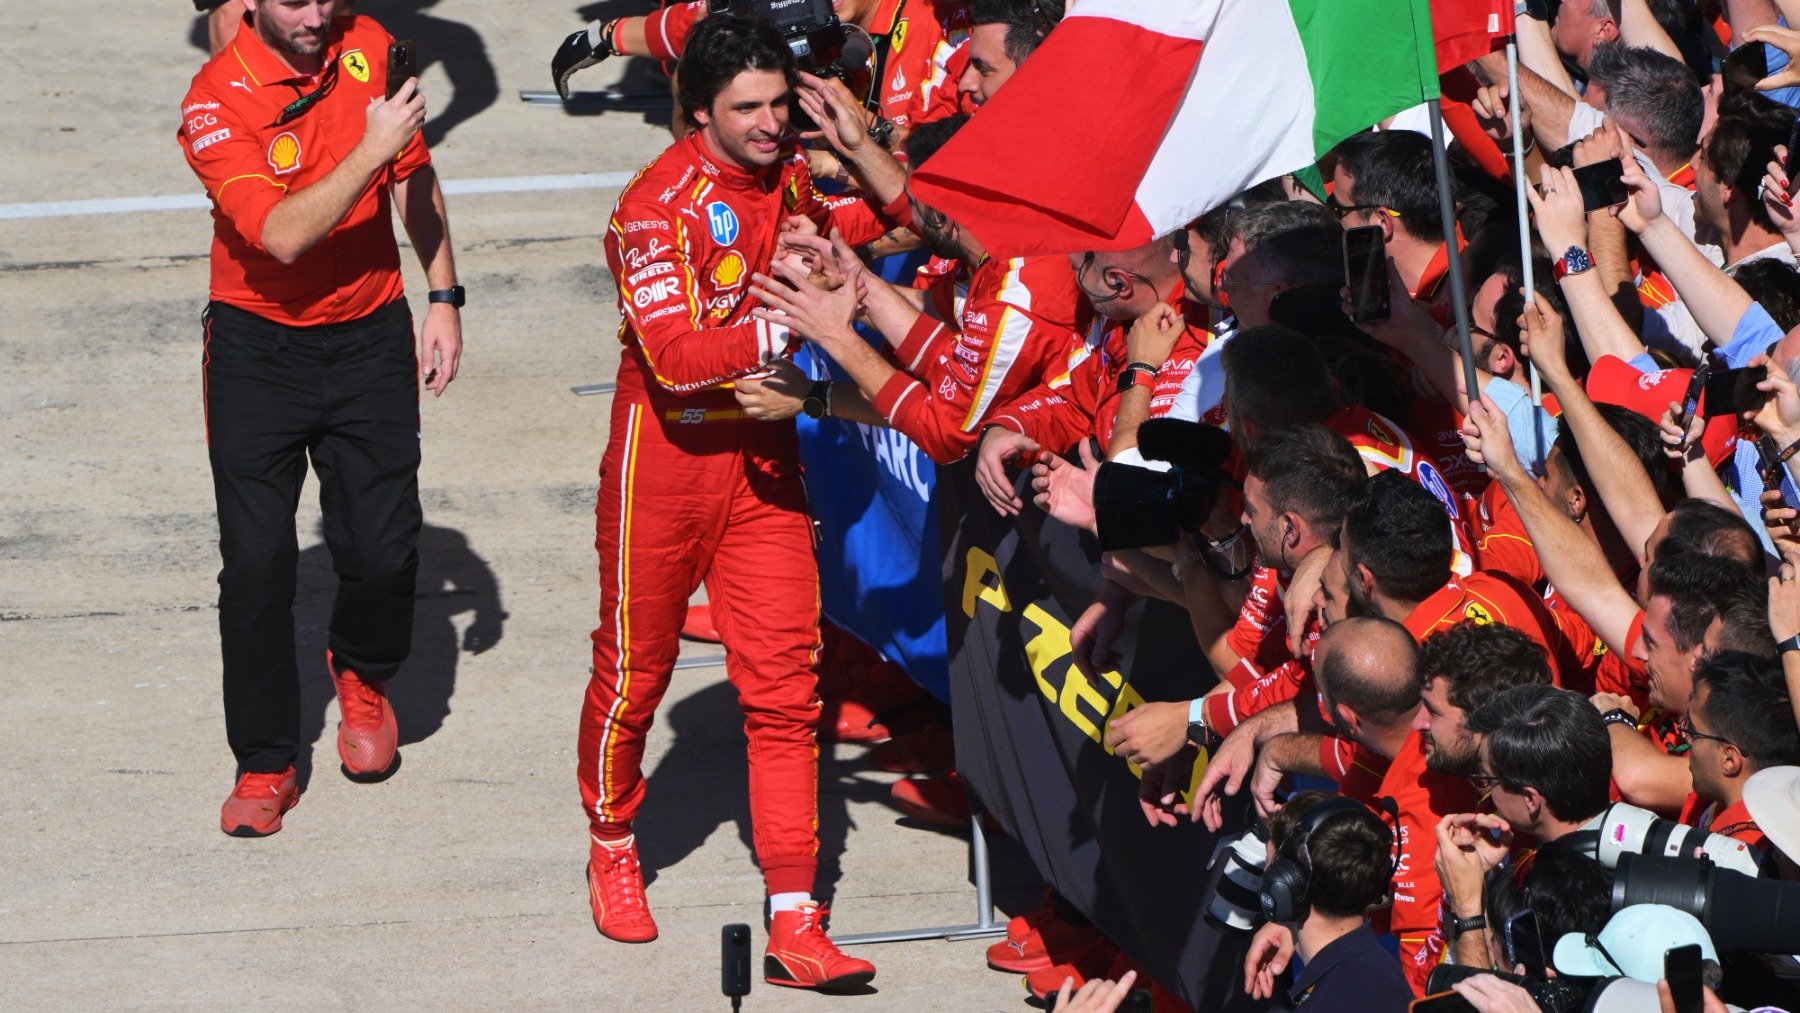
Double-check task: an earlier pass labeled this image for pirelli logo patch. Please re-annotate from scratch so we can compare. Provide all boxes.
[267,131,302,175]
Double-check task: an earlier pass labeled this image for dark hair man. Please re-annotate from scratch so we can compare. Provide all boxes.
[179,0,457,836]
[1696,93,1797,270]
[1412,622,1553,776]
[961,0,1061,106]
[577,14,908,989]
[1330,131,1451,300]
[551,0,973,144]
[1242,791,1413,1011]
[1210,201,1344,329]
[1680,651,1800,849]
[1469,685,1614,850]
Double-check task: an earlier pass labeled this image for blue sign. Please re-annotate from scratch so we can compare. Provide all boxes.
[705,201,740,245]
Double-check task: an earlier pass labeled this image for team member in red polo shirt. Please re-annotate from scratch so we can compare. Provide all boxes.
[1677,652,1800,849]
[178,0,461,837]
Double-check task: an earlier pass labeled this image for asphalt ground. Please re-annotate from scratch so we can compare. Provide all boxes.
[0,3,1036,1007]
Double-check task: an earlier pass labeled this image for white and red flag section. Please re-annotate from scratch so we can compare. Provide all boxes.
[912,0,1462,258]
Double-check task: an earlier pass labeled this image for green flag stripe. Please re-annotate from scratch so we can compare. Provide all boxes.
[1287,0,1441,159]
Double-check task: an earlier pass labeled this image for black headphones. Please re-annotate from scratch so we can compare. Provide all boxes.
[1259,796,1401,924]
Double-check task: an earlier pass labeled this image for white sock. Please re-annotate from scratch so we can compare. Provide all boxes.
[769,891,811,913]
[593,833,634,850]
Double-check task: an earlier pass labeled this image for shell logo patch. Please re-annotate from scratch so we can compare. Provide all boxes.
[1462,601,1493,625]
[712,251,747,290]
[267,131,302,175]
[341,49,371,83]
[891,19,909,54]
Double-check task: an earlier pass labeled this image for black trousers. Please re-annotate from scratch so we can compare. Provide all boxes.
[204,299,422,773]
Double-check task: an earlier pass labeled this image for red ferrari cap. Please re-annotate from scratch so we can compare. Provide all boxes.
[1584,355,1737,469]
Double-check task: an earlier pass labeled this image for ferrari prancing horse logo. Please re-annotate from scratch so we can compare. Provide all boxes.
[341,49,371,83]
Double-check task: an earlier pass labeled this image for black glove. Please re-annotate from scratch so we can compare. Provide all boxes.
[552,20,616,101]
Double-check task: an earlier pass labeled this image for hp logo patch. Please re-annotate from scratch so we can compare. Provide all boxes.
[706,201,740,245]
[1416,460,1459,518]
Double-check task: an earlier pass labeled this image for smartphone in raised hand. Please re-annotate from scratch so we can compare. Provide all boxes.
[1664,943,1703,1013]
[1343,225,1389,323]
[1723,43,1769,96]
[1572,160,1629,213]
[386,39,419,100]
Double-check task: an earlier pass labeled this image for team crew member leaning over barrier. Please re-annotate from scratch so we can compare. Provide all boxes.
[178,0,461,837]
[577,13,909,990]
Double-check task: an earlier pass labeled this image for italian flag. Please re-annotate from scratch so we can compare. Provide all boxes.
[912,0,1506,258]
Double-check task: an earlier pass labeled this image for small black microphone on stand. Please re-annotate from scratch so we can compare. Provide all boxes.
[721,923,752,1011]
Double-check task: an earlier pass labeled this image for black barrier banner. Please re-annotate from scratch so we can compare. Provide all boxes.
[939,458,1263,1011]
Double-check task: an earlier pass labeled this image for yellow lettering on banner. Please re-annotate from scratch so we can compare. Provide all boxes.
[1060,664,1113,743]
[1104,682,1147,761]
[1020,603,1068,704]
[961,547,1012,618]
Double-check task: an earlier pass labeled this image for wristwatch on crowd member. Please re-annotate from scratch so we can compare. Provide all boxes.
[1780,633,1800,655]
[428,286,466,308]
[802,380,834,420]
[1117,361,1159,394]
[1550,246,1593,282]
[1185,698,1209,748]
[1444,910,1488,943]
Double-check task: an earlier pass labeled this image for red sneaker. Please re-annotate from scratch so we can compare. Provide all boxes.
[220,767,299,837]
[765,903,876,990]
[587,835,658,943]
[1024,934,1121,1000]
[890,772,972,828]
[987,904,1056,973]
[868,720,955,775]
[328,651,398,781]
[821,696,893,744]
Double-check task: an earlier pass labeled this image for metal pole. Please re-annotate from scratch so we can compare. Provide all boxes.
[1428,98,1481,415]
[835,815,1007,946]
[1508,39,1548,466]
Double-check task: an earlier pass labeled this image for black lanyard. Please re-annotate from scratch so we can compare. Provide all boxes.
[272,58,339,127]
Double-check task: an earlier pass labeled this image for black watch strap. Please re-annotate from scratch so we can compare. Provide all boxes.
[1599,708,1637,731]
[1779,633,1800,655]
[1445,913,1487,940]
[802,380,832,420]
[428,286,466,308]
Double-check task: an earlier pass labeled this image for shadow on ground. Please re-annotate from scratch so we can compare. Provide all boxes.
[293,522,505,788]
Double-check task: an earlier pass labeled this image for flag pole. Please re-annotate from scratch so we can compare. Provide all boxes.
[1427,98,1481,414]
[1507,37,1546,464]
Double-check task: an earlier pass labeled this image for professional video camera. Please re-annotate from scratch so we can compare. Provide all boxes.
[552,0,874,103]
[1612,853,1800,956]
[1594,803,1764,877]
[1092,420,1231,553]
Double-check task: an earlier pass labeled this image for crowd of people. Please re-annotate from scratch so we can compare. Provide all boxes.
[178,0,1800,1008]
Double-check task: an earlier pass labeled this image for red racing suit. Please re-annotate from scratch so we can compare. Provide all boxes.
[578,131,904,896]
[870,254,1083,463]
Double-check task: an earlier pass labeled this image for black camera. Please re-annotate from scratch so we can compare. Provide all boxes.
[1612,853,1800,956]
[1425,964,1593,1013]
[709,0,874,80]
[1092,420,1230,553]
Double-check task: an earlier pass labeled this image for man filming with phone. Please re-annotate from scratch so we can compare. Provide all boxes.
[178,0,461,837]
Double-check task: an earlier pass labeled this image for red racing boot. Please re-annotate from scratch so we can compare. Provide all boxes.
[1024,932,1121,1001]
[219,767,299,837]
[764,903,876,990]
[328,651,398,781]
[587,835,658,943]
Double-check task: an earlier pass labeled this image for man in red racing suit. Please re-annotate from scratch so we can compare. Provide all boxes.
[576,16,908,991]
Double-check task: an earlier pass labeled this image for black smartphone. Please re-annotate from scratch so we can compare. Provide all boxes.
[1758,434,1787,491]
[1665,943,1704,1013]
[721,923,751,999]
[1785,116,1800,185]
[1503,909,1547,979]
[1343,225,1390,323]
[1410,992,1479,1013]
[1724,42,1769,95]
[1572,160,1630,213]
[1701,365,1770,418]
[1676,362,1712,434]
[386,39,419,100]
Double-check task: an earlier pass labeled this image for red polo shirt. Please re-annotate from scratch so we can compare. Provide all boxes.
[1675,796,1768,849]
[178,15,431,326]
